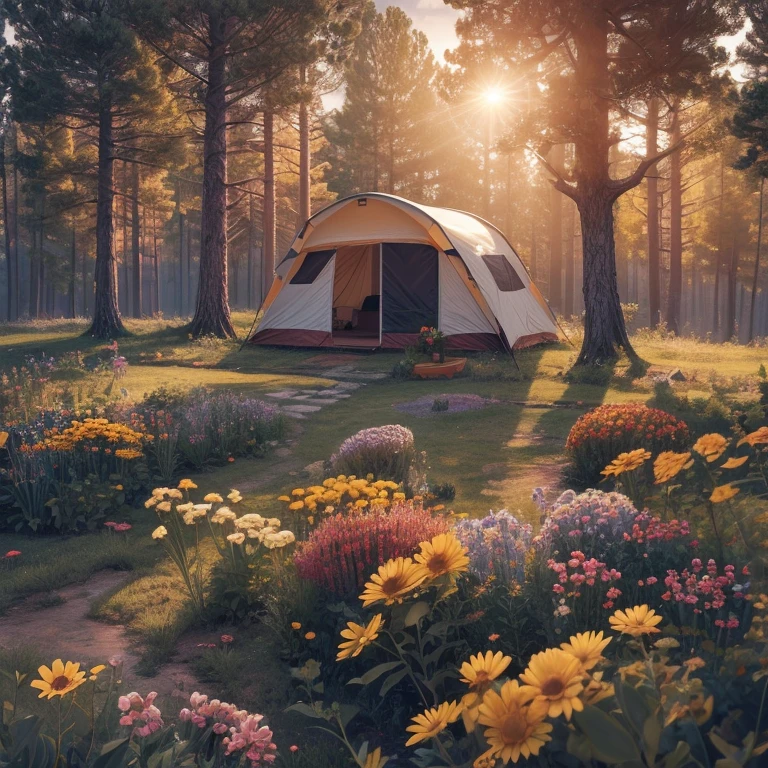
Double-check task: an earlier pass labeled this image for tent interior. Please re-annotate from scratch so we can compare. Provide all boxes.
[331,244,381,347]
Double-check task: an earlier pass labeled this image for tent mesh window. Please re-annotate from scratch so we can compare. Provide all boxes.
[482,254,525,292]
[290,249,335,284]
[382,243,439,332]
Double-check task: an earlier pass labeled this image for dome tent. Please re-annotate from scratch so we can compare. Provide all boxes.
[247,193,561,352]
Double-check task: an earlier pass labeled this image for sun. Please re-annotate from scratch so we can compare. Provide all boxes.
[484,86,504,105]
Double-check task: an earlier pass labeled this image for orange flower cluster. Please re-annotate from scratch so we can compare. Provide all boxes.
[36,417,148,454]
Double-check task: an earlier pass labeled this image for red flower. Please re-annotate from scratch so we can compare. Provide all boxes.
[4,550,21,558]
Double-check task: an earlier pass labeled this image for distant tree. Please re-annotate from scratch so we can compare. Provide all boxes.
[5,0,170,337]
[447,0,739,364]
[128,0,328,338]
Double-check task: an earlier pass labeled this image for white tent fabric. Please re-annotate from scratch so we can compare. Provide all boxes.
[252,193,560,351]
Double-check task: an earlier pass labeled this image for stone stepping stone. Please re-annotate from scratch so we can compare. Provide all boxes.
[322,392,351,398]
[308,398,340,406]
[335,372,387,381]
[281,404,322,414]
[266,390,300,399]
[326,381,363,390]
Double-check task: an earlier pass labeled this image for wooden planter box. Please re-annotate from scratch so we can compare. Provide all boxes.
[413,357,467,379]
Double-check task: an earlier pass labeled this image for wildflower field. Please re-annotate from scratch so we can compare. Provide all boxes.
[2,317,768,767]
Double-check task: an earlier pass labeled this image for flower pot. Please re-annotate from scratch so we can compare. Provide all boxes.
[413,357,467,380]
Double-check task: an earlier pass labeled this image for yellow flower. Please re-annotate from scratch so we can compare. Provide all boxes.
[0,431,8,448]
[291,622,302,630]
[394,492,406,500]
[355,499,368,509]
[405,701,462,747]
[476,680,553,764]
[415,533,469,579]
[519,648,584,720]
[156,501,172,513]
[710,484,739,503]
[601,449,651,478]
[609,604,663,636]
[144,497,158,508]
[289,500,305,511]
[363,747,388,768]
[693,433,728,462]
[152,525,167,540]
[227,532,246,545]
[721,455,749,470]
[304,631,316,640]
[89,664,106,681]
[337,614,384,660]
[653,451,694,484]
[204,493,223,503]
[178,479,198,490]
[30,660,87,699]
[560,631,611,671]
[460,650,512,688]
[114,484,123,491]
[739,426,768,447]
[292,488,305,497]
[278,495,291,502]
[360,557,428,607]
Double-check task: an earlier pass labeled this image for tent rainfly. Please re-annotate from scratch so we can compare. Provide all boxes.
[247,193,561,352]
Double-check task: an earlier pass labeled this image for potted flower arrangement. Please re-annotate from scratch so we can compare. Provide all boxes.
[419,326,445,363]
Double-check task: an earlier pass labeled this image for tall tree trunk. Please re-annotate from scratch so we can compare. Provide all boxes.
[725,238,739,340]
[749,176,765,342]
[29,202,40,318]
[713,157,725,338]
[176,180,184,316]
[646,97,661,328]
[262,108,276,299]
[564,199,575,317]
[131,161,142,318]
[548,144,565,312]
[82,251,89,316]
[1,127,11,321]
[190,15,235,338]
[10,123,19,318]
[248,191,255,308]
[86,100,125,338]
[69,224,76,318]
[152,206,160,315]
[298,65,311,223]
[665,106,682,334]
[572,15,636,364]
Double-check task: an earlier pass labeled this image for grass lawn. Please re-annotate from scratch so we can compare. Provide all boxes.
[2,316,766,718]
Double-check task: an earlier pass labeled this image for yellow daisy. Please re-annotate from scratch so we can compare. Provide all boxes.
[360,557,428,607]
[337,615,384,660]
[710,484,739,503]
[405,701,462,747]
[601,449,651,478]
[460,650,512,688]
[177,479,197,490]
[692,433,728,462]
[519,648,585,720]
[560,631,611,671]
[653,451,693,484]
[30,660,87,699]
[415,533,469,579]
[477,680,553,764]
[609,604,663,637]
[363,747,388,768]
[721,455,749,470]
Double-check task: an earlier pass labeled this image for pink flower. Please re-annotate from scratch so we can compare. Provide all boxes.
[290,746,299,753]
[114,523,132,532]
[221,634,234,644]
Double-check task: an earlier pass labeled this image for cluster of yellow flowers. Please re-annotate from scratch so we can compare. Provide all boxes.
[36,418,147,454]
[399,605,662,764]
[148,480,294,549]
[601,427,768,505]
[30,659,107,699]
[278,474,405,523]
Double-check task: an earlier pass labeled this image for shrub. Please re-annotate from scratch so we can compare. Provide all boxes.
[565,403,689,485]
[454,509,533,584]
[330,424,415,485]
[293,501,450,597]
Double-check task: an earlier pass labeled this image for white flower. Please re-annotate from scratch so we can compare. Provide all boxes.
[145,497,158,508]
[227,532,246,545]
[176,502,194,514]
[211,508,237,524]
[152,525,167,540]
[227,490,243,503]
[156,501,172,513]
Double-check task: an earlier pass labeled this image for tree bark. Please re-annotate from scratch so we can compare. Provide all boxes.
[189,14,235,338]
[131,161,142,318]
[1,128,11,321]
[564,199,575,317]
[298,65,311,223]
[176,180,184,316]
[646,97,661,328]
[152,206,160,315]
[665,106,682,334]
[247,191,255,308]
[69,224,76,318]
[86,99,125,338]
[749,176,765,342]
[713,158,725,338]
[262,108,276,299]
[725,238,739,341]
[548,144,565,312]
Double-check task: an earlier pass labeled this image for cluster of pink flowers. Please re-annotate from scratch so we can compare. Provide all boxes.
[104,521,132,532]
[624,512,691,544]
[294,502,449,596]
[179,692,276,765]
[548,550,622,607]
[661,558,746,615]
[118,691,164,737]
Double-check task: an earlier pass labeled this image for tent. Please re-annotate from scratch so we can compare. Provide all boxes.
[247,193,561,352]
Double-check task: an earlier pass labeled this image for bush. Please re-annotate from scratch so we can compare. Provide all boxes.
[565,403,689,485]
[330,424,415,485]
[293,501,449,597]
[454,509,533,584]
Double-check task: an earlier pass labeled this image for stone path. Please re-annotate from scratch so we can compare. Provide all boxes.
[265,367,386,419]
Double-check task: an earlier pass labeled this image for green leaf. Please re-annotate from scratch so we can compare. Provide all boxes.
[404,601,430,627]
[714,760,744,768]
[379,668,409,698]
[573,705,642,764]
[348,661,403,686]
[338,704,359,728]
[90,738,132,768]
[284,703,325,720]
[663,742,692,768]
